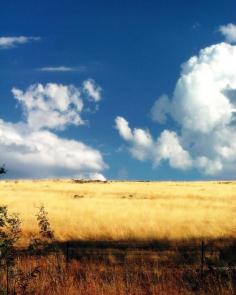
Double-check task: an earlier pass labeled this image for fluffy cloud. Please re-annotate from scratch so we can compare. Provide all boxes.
[154,131,192,170]
[12,83,84,130]
[115,116,153,161]
[83,79,102,102]
[0,81,107,179]
[219,23,236,43]
[115,117,191,169]
[156,43,236,133]
[115,116,133,141]
[0,36,40,49]
[116,42,236,176]
[0,121,106,178]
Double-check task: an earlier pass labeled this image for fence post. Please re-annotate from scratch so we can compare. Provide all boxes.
[6,261,9,295]
[66,242,70,268]
[201,240,204,280]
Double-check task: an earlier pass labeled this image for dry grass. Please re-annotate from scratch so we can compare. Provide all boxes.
[0,180,236,246]
[1,244,235,295]
[1,180,236,294]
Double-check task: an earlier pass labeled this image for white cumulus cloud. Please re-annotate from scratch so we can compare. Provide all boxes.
[116,42,236,176]
[12,83,84,130]
[154,130,192,170]
[0,36,40,49]
[219,23,236,43]
[115,116,133,141]
[115,117,191,169]
[0,81,107,179]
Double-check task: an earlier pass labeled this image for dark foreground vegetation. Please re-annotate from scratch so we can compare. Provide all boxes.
[0,205,235,294]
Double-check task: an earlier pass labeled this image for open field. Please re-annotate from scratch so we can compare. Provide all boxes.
[0,180,236,245]
[1,180,236,294]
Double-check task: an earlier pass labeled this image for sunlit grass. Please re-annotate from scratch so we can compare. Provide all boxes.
[0,180,236,246]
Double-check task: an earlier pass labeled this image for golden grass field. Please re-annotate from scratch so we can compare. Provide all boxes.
[1,180,236,294]
[0,180,236,246]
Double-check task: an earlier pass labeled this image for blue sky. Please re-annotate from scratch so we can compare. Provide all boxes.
[1,0,236,180]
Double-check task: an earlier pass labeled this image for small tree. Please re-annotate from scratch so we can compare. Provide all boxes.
[0,206,21,262]
[0,164,20,294]
[0,166,40,293]
[0,206,21,294]
[0,165,7,176]
[28,206,55,254]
